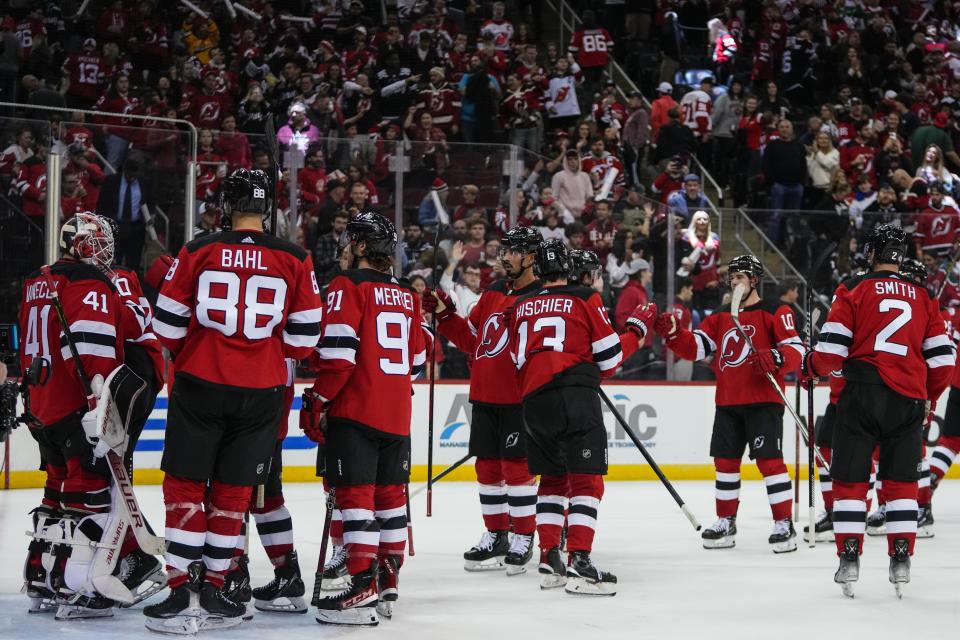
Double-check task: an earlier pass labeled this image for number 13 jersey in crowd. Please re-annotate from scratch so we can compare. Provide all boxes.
[812,271,955,401]
[310,269,427,436]
[153,231,322,389]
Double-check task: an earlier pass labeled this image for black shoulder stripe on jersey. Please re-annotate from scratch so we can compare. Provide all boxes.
[285,320,321,336]
[320,335,360,351]
[695,331,715,357]
[340,268,417,292]
[185,230,309,261]
[154,306,190,328]
[593,343,621,364]
[411,363,425,378]
[818,330,853,346]
[923,344,954,359]
[60,332,115,348]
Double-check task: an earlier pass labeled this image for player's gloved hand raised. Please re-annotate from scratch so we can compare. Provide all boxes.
[625,303,658,339]
[747,348,783,375]
[300,390,327,443]
[654,312,679,340]
[421,288,456,323]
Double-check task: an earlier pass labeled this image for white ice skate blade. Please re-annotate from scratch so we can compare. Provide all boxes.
[28,596,57,614]
[316,606,379,626]
[563,577,617,597]
[198,612,244,631]
[119,567,168,608]
[54,603,114,620]
[539,572,567,589]
[702,536,735,549]
[894,584,903,599]
[771,539,798,554]
[841,583,855,599]
[376,599,393,619]
[253,596,308,614]
[320,576,349,591]
[505,563,528,576]
[464,557,506,572]
[145,610,203,636]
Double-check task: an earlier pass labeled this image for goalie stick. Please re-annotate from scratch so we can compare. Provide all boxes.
[729,283,831,472]
[803,304,822,547]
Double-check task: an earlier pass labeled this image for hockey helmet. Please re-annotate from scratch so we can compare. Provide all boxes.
[347,211,397,258]
[568,249,601,284]
[727,254,764,283]
[863,223,907,266]
[220,168,270,217]
[899,257,928,286]
[60,212,115,269]
[500,225,543,255]
[535,239,571,279]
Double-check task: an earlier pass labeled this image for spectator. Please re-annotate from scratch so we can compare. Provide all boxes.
[666,174,712,223]
[614,258,652,330]
[402,223,434,265]
[408,31,444,78]
[419,177,449,229]
[404,110,449,173]
[911,112,960,172]
[277,102,321,152]
[861,183,907,235]
[459,55,501,143]
[237,83,271,135]
[14,139,48,219]
[60,169,91,218]
[0,126,34,176]
[680,210,721,309]
[217,114,251,170]
[544,57,581,131]
[606,228,637,293]
[453,184,485,221]
[569,10,614,100]
[460,217,489,267]
[812,175,853,241]
[659,12,682,83]
[915,182,960,258]
[318,178,348,236]
[440,240,483,317]
[763,119,808,242]
[193,202,222,239]
[622,90,651,186]
[711,79,744,189]
[565,220,586,248]
[839,121,878,188]
[314,210,350,288]
[348,181,370,210]
[376,50,418,124]
[480,2,515,52]
[345,164,379,207]
[875,134,913,187]
[94,74,140,170]
[679,76,714,144]
[806,131,840,199]
[667,277,696,380]
[182,16,219,66]
[653,107,696,165]
[501,72,543,153]
[649,82,677,144]
[61,37,101,110]
[581,137,626,191]
[536,202,568,242]
[651,157,687,204]
[97,156,152,271]
[584,198,619,261]
[916,144,957,193]
[413,66,462,136]
[550,149,594,218]
[848,175,878,231]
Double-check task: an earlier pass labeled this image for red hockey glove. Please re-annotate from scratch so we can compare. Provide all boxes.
[300,390,327,443]
[625,303,659,339]
[422,288,456,323]
[747,348,784,375]
[799,350,818,388]
[654,312,679,340]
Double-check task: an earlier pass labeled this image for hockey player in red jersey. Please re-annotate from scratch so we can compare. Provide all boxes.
[928,300,960,529]
[302,212,426,626]
[801,225,955,597]
[423,226,543,575]
[656,255,805,553]
[510,239,655,596]
[146,169,321,633]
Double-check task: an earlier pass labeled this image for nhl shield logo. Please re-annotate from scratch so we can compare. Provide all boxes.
[582,449,592,459]
[476,312,510,359]
[719,325,755,370]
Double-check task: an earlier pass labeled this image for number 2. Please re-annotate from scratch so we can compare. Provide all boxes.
[874,298,912,356]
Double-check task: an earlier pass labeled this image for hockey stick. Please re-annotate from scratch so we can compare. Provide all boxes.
[935,241,960,299]
[426,190,448,517]
[599,388,702,531]
[408,453,474,499]
[793,378,801,522]
[729,283,831,472]
[312,487,335,607]
[804,304,822,546]
[404,485,415,557]
[263,116,280,238]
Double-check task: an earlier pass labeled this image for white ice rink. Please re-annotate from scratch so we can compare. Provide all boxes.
[1,480,959,639]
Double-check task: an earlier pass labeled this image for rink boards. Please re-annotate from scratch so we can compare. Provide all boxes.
[5,382,957,487]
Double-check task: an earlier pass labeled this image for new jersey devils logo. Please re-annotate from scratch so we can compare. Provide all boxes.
[719,325,755,370]
[476,312,509,359]
[932,216,952,237]
[199,101,220,122]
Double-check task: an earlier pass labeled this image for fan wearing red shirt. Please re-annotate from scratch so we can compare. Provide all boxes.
[656,255,805,553]
[185,71,234,129]
[583,199,619,262]
[62,39,104,109]
[914,182,960,257]
[801,226,955,596]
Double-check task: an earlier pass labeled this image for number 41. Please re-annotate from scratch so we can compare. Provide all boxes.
[83,291,109,312]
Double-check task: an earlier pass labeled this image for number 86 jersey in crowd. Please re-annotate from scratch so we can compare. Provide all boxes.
[153,231,323,389]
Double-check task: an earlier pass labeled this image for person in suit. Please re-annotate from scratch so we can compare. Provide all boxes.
[97,156,152,271]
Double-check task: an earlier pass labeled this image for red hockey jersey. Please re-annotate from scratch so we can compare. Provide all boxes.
[18,260,125,426]
[438,279,542,405]
[111,265,165,390]
[62,53,104,102]
[153,230,322,389]
[914,204,960,255]
[569,28,613,68]
[664,298,805,406]
[810,271,955,401]
[310,269,427,436]
[510,284,638,398]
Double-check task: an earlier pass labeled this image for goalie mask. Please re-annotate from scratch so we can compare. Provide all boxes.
[60,212,115,270]
[220,168,270,218]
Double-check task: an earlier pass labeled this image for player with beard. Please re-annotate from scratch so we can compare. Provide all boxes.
[655,255,806,552]
[422,226,543,575]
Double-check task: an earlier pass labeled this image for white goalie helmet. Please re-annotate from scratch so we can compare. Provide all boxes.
[60,212,115,270]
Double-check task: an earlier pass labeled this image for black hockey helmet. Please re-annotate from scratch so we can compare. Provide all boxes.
[347,210,397,258]
[568,249,601,284]
[220,168,270,217]
[535,239,571,279]
[501,225,543,254]
[899,257,928,286]
[727,254,764,283]
[863,223,907,266]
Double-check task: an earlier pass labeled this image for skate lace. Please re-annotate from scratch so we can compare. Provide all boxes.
[474,530,498,552]
[709,517,731,533]
[772,519,792,536]
[871,504,887,519]
[324,545,347,570]
[508,533,532,555]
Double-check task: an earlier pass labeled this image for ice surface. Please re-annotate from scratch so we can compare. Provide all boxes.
[1,480,959,639]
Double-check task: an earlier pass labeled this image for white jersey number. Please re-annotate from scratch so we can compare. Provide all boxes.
[874,298,912,356]
[196,271,288,340]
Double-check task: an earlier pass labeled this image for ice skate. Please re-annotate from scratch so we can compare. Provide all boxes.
[197,582,245,631]
[320,545,349,591]
[252,551,307,614]
[834,537,860,599]
[769,519,798,553]
[315,567,379,626]
[144,584,203,635]
[376,556,400,619]
[54,592,115,620]
[866,505,886,536]
[222,554,253,621]
[538,547,567,590]
[117,549,167,606]
[701,517,737,549]
[504,533,534,576]
[25,585,57,614]
[564,551,617,596]
[889,538,910,599]
[463,530,509,571]
[802,511,834,543]
[917,505,935,539]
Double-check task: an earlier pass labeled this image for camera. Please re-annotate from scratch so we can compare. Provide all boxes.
[0,322,44,440]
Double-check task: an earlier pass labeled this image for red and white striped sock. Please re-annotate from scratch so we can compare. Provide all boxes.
[204,481,252,588]
[833,481,869,556]
[503,458,537,535]
[475,457,508,532]
[336,484,378,576]
[374,484,407,565]
[883,480,918,556]
[929,436,960,485]
[757,458,793,521]
[536,474,568,550]
[252,495,295,567]
[566,473,604,554]
[714,457,741,518]
[162,474,206,589]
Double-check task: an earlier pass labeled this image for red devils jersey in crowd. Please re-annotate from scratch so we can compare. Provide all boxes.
[153,231,322,389]
[14,158,46,217]
[111,265,165,389]
[839,139,876,186]
[184,91,234,129]
[93,94,141,138]
[18,260,125,426]
[751,39,774,83]
[501,87,542,130]
[580,152,626,189]
[62,53,103,102]
[914,203,960,255]
[811,271,955,401]
[665,298,805,406]
[438,279,542,405]
[510,284,638,398]
[414,84,462,131]
[310,269,427,437]
[569,28,613,68]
